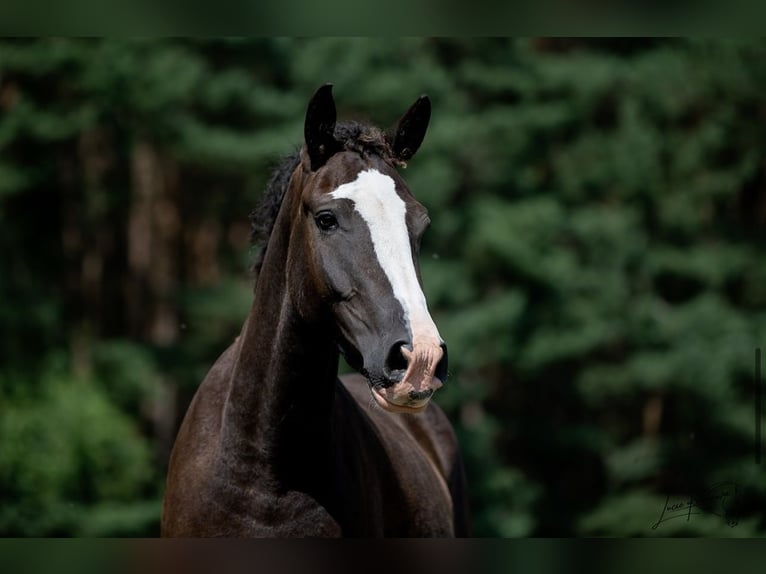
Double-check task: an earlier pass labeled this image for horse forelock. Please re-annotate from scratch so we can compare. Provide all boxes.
[332,122,395,164]
[249,121,395,275]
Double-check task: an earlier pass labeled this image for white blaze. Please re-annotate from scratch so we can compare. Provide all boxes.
[330,169,442,349]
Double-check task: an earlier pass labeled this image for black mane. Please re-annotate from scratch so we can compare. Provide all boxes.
[249,121,394,273]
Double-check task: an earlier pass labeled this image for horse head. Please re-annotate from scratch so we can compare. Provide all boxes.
[284,84,448,413]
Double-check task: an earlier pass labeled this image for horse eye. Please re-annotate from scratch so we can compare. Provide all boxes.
[315,211,338,231]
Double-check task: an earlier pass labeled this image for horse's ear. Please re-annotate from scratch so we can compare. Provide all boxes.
[390,95,431,164]
[304,83,340,171]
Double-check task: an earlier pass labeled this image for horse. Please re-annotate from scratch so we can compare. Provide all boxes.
[161,84,470,537]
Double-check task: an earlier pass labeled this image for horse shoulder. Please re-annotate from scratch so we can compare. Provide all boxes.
[163,342,343,537]
[162,343,237,535]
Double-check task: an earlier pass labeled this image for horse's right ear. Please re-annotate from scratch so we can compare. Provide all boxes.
[304,83,340,171]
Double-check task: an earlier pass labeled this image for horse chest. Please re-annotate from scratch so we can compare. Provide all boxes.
[329,394,455,536]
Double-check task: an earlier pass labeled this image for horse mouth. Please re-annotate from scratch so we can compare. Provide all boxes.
[368,376,443,413]
[369,385,430,413]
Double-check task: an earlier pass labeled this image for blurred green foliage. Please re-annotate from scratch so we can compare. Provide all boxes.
[0,38,764,536]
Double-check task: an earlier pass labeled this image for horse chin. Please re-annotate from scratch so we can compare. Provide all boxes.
[368,381,439,414]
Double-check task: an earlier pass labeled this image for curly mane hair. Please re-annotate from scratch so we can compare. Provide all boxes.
[248,121,395,273]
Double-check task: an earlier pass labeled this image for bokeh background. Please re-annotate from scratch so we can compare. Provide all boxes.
[1,38,764,537]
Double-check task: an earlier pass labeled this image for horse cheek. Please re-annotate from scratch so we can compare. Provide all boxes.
[288,237,332,323]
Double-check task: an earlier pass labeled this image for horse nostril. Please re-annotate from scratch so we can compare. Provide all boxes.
[384,341,409,382]
[435,343,449,382]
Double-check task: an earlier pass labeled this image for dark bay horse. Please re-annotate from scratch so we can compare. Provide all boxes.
[162,84,469,537]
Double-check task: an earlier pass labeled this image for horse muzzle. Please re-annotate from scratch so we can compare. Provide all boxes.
[371,341,447,413]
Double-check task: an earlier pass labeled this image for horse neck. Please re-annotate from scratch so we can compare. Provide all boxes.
[220,176,339,484]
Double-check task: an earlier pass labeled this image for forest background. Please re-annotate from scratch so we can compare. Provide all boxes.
[1,38,764,536]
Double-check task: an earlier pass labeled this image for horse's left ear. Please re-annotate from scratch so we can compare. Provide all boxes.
[390,95,431,164]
